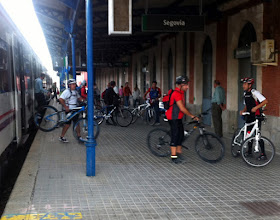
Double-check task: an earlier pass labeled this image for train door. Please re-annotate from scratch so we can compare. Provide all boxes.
[237,23,257,128]
[202,37,213,126]
[12,36,22,144]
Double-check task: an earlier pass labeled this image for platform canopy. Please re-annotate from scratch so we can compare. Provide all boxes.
[33,0,230,69]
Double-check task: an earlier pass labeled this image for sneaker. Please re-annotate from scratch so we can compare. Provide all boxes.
[155,122,160,126]
[177,153,186,161]
[171,157,186,164]
[78,136,85,143]
[258,154,267,161]
[59,137,68,143]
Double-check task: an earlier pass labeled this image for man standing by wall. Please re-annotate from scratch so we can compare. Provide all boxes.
[35,73,49,108]
[211,80,226,137]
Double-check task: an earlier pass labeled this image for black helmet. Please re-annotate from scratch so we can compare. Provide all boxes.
[176,76,189,84]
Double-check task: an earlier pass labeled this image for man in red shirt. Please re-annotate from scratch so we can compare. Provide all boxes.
[165,76,199,164]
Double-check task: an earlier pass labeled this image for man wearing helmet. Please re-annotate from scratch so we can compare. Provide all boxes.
[58,79,84,143]
[165,76,199,164]
[240,77,268,159]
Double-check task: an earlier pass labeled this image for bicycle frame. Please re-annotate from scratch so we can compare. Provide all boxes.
[57,105,86,123]
[233,119,261,152]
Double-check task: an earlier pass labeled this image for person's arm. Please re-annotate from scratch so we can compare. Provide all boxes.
[59,98,69,112]
[176,100,199,120]
[143,89,149,99]
[252,99,268,113]
[240,106,247,115]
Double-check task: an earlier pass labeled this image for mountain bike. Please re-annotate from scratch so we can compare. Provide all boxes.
[94,105,133,127]
[34,104,99,143]
[130,99,156,125]
[147,111,225,163]
[231,112,275,167]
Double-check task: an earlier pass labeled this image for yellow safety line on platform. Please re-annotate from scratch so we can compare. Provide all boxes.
[0,212,82,220]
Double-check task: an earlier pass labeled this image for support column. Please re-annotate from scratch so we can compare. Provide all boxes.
[71,35,76,80]
[85,0,96,176]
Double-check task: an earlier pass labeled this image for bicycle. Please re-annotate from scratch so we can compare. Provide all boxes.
[94,105,133,127]
[147,111,225,163]
[130,99,157,125]
[34,104,99,143]
[231,112,275,167]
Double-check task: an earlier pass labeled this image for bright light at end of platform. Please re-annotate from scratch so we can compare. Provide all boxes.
[0,0,56,78]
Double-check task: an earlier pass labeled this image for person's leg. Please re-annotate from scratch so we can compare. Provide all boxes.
[176,120,184,155]
[154,101,160,123]
[60,124,71,137]
[133,99,136,108]
[169,120,182,163]
[212,104,219,136]
[217,105,223,137]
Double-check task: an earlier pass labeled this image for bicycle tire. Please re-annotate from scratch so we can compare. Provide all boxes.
[94,109,105,125]
[130,108,139,124]
[147,128,171,157]
[115,109,133,127]
[147,108,157,126]
[73,118,100,143]
[34,105,59,132]
[195,132,225,163]
[231,129,244,157]
[241,136,275,167]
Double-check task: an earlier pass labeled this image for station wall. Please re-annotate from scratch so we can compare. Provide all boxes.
[95,0,280,147]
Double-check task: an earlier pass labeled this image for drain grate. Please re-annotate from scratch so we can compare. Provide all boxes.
[240,201,280,216]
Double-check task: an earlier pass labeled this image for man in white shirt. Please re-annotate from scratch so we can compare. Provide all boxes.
[59,79,84,143]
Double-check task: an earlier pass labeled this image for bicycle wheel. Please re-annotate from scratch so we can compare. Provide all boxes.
[195,132,225,163]
[94,109,105,125]
[115,109,133,127]
[147,108,156,126]
[241,136,275,167]
[231,129,244,157]
[147,128,171,157]
[73,118,100,143]
[130,108,139,124]
[34,105,59,132]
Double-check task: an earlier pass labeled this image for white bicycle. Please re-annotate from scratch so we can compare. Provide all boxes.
[130,99,156,125]
[231,112,275,167]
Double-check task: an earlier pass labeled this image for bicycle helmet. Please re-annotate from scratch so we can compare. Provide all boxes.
[241,77,255,85]
[68,79,76,85]
[176,76,189,84]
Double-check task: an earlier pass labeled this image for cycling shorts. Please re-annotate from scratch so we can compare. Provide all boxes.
[65,113,79,125]
[169,119,184,146]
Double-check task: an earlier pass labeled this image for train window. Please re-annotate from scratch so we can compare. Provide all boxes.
[0,40,12,93]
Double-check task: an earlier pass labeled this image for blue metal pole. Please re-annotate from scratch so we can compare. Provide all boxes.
[85,0,96,176]
[71,35,76,80]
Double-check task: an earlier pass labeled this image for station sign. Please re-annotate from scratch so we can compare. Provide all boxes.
[234,47,251,59]
[142,15,204,32]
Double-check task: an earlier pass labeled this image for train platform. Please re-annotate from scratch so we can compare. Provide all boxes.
[1,115,280,220]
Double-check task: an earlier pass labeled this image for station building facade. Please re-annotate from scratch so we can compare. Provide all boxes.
[96,0,280,146]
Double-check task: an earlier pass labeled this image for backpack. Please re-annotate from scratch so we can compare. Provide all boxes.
[101,89,107,100]
[162,89,178,110]
[149,88,159,99]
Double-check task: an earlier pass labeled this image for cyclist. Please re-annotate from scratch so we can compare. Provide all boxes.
[59,79,85,143]
[35,73,50,108]
[104,81,119,125]
[143,81,162,125]
[240,77,268,160]
[165,76,199,164]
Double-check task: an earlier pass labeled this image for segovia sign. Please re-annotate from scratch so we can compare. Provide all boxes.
[142,15,204,32]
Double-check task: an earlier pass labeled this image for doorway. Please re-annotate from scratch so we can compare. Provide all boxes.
[202,36,213,126]
[237,22,257,128]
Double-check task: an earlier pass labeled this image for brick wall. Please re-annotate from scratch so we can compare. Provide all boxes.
[216,18,228,100]
[262,0,280,116]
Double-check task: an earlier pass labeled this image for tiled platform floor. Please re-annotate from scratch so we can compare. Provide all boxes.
[1,115,280,220]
